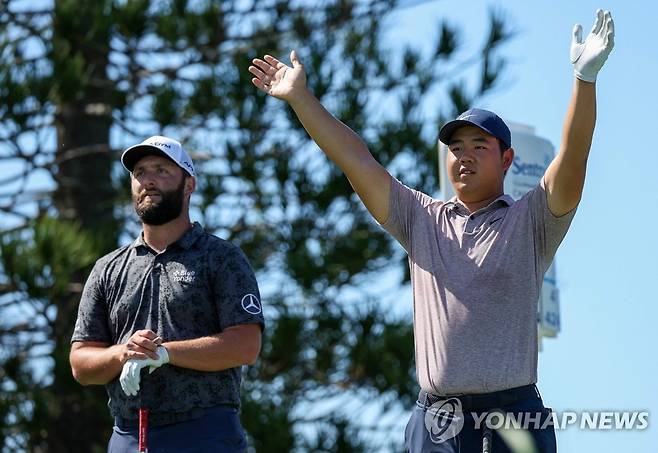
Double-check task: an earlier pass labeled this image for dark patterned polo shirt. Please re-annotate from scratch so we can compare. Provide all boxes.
[71,222,264,422]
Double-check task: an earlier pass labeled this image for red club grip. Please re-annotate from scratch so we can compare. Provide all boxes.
[138,408,149,452]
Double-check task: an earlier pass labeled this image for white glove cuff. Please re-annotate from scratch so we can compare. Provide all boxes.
[574,70,596,83]
[157,345,170,364]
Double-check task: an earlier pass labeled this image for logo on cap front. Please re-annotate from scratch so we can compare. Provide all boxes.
[150,141,172,148]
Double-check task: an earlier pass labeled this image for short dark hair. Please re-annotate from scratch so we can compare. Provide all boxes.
[497,139,509,154]
[498,139,511,176]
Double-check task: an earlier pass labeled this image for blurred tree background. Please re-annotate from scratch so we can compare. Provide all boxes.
[0,0,513,451]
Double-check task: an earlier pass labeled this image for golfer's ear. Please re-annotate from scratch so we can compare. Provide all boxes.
[185,176,196,196]
[502,148,515,172]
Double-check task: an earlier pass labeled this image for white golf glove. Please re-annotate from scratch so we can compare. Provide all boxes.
[119,345,170,396]
[570,9,615,83]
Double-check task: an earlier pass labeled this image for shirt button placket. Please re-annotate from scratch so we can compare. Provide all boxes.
[151,255,163,332]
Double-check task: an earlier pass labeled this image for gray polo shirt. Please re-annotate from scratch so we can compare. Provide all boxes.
[382,176,576,395]
[71,222,264,422]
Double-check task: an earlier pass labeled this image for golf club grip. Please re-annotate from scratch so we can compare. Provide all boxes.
[482,425,492,453]
[138,408,149,453]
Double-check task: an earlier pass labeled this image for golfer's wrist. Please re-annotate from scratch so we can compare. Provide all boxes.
[114,344,131,365]
[156,345,170,364]
[287,86,315,109]
[160,342,175,364]
[574,70,597,83]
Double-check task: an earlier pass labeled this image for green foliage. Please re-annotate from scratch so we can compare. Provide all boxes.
[1,216,98,299]
[153,85,183,126]
[0,0,514,451]
[0,217,105,451]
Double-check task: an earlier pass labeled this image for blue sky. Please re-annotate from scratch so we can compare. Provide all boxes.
[385,0,658,451]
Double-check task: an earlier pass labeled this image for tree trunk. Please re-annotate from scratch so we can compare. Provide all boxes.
[45,2,118,450]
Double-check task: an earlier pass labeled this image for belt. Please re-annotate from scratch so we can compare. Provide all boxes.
[418,384,539,411]
[114,403,238,429]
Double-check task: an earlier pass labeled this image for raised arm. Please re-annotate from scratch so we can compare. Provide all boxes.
[544,9,614,216]
[249,51,392,224]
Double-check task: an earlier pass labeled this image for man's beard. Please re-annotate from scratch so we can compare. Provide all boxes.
[133,178,186,226]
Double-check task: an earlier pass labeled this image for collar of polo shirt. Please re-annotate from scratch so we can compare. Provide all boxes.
[445,194,514,215]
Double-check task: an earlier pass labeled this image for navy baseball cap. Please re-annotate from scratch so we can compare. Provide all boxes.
[439,108,511,150]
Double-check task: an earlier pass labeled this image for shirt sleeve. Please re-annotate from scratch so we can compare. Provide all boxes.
[525,178,578,272]
[379,175,438,253]
[71,260,112,344]
[213,244,264,331]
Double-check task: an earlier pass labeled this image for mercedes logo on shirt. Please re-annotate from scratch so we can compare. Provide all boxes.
[241,294,262,315]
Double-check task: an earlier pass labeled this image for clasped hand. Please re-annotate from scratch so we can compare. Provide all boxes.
[120,345,170,396]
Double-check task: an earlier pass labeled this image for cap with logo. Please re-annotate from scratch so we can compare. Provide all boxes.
[439,108,511,150]
[121,135,196,177]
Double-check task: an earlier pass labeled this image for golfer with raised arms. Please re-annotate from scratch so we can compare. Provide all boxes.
[70,136,264,452]
[249,9,613,452]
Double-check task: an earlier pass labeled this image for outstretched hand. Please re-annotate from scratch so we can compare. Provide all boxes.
[570,9,614,83]
[249,50,307,100]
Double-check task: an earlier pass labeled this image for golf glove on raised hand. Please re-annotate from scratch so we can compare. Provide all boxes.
[120,345,170,396]
[570,9,615,83]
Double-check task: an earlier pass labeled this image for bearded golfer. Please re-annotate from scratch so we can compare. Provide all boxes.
[249,9,613,452]
[70,136,264,452]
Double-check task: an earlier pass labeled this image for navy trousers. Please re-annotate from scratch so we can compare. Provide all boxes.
[108,405,247,453]
[405,386,557,453]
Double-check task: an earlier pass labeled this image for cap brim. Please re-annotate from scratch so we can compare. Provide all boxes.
[121,145,173,172]
[439,119,510,149]
[439,120,480,146]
